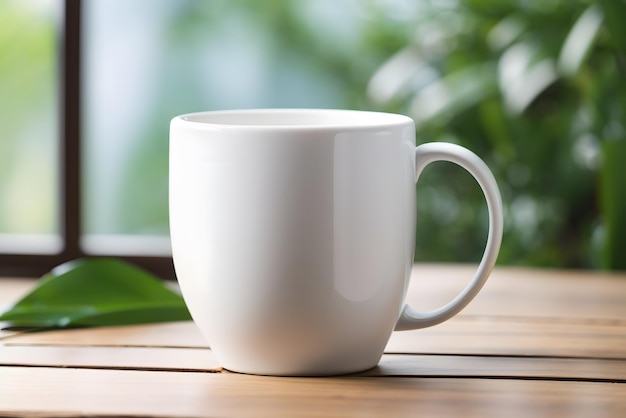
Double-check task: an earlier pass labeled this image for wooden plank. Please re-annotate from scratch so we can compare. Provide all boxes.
[0,278,35,306]
[0,367,624,417]
[407,264,626,320]
[386,316,626,359]
[3,265,626,347]
[5,264,626,324]
[2,321,208,348]
[1,343,624,382]
[368,354,626,382]
[0,345,221,372]
[2,267,625,418]
[4,265,626,361]
[8,316,626,361]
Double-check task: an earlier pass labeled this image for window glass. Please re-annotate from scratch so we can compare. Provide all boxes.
[82,0,411,254]
[0,0,60,253]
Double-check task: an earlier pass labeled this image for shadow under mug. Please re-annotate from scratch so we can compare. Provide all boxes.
[169,109,503,376]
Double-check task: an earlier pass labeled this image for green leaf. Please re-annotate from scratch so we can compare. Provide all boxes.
[0,258,191,328]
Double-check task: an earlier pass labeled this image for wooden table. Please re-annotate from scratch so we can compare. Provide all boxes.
[1,264,625,417]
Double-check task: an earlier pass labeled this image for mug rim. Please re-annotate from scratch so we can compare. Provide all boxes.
[171,108,414,131]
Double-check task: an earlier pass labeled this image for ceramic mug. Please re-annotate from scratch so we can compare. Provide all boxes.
[169,109,503,376]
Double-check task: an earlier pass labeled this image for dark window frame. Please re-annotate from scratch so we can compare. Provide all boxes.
[1,0,175,279]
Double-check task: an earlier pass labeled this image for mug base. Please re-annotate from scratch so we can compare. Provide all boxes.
[223,363,378,378]
[221,361,380,377]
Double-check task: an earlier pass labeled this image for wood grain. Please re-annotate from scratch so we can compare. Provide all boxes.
[369,354,626,382]
[0,345,221,372]
[386,316,626,359]
[0,278,34,307]
[2,265,626,417]
[0,366,624,418]
[2,345,624,382]
[5,264,626,324]
[406,264,626,320]
[7,316,626,360]
[2,321,207,348]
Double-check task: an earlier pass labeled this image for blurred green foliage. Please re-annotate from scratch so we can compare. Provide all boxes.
[177,0,625,269]
[359,0,626,269]
[0,0,57,234]
[2,0,625,270]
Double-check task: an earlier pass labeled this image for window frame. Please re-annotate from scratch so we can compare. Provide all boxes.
[1,0,175,279]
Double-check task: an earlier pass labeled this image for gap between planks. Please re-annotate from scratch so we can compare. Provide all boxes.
[1,345,626,383]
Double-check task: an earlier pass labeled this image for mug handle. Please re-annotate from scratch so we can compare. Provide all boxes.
[395,142,504,331]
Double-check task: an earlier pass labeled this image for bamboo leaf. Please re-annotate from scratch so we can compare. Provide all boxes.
[0,258,191,328]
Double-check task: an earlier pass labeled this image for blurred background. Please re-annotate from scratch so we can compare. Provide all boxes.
[1,0,625,270]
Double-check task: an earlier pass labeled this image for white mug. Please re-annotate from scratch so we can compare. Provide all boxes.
[169,109,503,376]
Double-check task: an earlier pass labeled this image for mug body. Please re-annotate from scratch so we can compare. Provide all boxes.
[169,109,416,375]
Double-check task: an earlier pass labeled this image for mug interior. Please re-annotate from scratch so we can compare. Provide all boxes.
[178,109,412,129]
